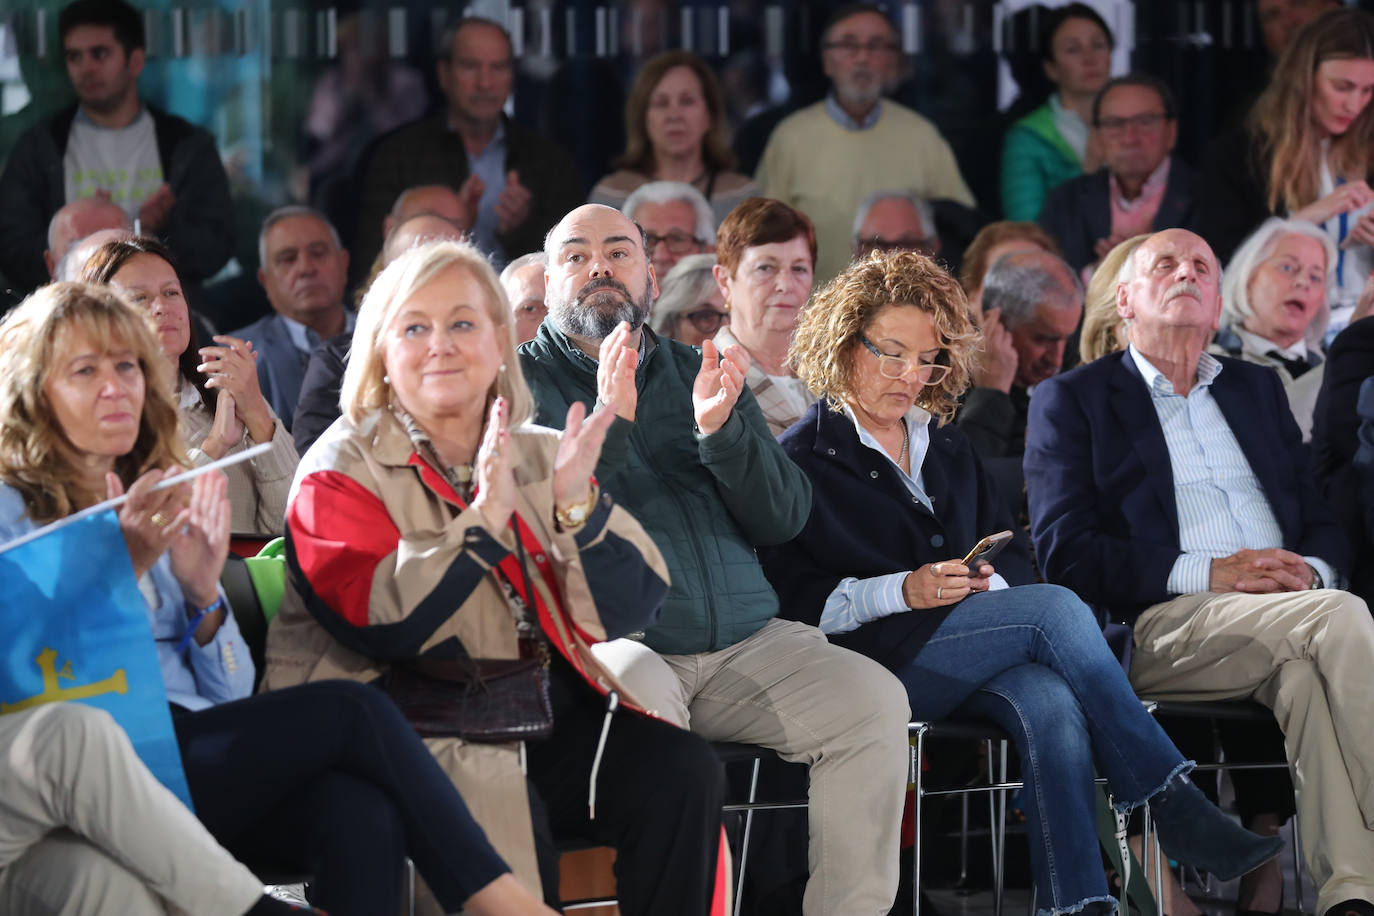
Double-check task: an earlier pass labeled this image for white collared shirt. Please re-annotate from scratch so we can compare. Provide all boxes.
[1127,345,1335,592]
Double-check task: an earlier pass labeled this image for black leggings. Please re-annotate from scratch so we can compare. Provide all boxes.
[172,680,508,916]
[526,653,728,916]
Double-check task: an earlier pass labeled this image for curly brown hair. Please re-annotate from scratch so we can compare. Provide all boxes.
[0,283,186,524]
[791,250,979,424]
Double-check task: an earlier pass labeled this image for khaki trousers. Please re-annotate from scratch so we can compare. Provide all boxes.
[0,703,263,916]
[1129,589,1374,914]
[591,617,912,916]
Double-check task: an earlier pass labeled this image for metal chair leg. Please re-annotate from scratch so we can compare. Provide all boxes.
[733,755,761,914]
[1290,812,1306,914]
[993,740,1008,916]
[913,725,928,916]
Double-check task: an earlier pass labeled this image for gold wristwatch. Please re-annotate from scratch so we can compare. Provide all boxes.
[554,484,599,531]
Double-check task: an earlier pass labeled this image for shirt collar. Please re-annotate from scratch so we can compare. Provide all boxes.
[276,310,354,353]
[825,92,883,131]
[1128,343,1222,397]
[840,399,933,477]
[1110,156,1171,210]
[1232,326,1311,363]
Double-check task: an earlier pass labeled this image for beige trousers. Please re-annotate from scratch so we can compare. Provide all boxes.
[0,703,263,916]
[1129,589,1374,915]
[591,617,912,916]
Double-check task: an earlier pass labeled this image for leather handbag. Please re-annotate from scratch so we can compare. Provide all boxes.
[382,650,553,743]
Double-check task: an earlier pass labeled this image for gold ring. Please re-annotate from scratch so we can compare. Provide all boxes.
[150,512,171,528]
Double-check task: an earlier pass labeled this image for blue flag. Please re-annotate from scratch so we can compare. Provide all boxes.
[0,508,194,809]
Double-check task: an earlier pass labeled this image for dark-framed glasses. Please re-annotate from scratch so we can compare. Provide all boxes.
[1095,112,1167,134]
[822,38,899,56]
[860,335,950,383]
[644,231,705,255]
[682,306,729,335]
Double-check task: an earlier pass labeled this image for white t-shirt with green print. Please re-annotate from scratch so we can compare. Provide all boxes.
[63,107,163,221]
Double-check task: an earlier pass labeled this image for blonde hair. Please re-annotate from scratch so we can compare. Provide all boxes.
[1079,234,1149,363]
[341,240,534,427]
[0,282,184,524]
[790,250,979,424]
[1250,8,1374,215]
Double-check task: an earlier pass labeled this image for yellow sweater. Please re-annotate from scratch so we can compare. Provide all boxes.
[757,100,975,282]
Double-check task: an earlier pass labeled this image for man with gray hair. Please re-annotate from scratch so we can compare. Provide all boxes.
[232,205,352,430]
[499,251,547,344]
[851,190,939,260]
[957,248,1083,461]
[621,181,716,280]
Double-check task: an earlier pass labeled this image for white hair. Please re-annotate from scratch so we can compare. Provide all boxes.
[850,190,938,245]
[257,205,343,265]
[1220,217,1337,349]
[500,251,547,287]
[982,249,1083,329]
[621,181,717,244]
[650,253,720,337]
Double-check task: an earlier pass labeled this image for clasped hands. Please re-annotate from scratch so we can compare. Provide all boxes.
[1209,548,1316,593]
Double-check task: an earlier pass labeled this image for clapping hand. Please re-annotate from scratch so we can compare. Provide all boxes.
[472,397,517,532]
[692,338,750,436]
[552,400,618,512]
[108,467,190,578]
[168,470,231,614]
[597,322,639,421]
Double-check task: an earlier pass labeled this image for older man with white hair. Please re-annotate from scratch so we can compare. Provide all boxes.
[44,195,132,277]
[621,180,716,279]
[1026,227,1374,916]
[850,190,940,260]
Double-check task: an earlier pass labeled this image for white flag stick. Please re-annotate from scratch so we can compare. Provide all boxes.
[0,442,273,554]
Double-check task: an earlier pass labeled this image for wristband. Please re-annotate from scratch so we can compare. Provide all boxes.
[176,595,225,652]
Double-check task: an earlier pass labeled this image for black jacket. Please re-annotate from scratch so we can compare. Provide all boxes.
[761,401,1030,672]
[0,103,234,294]
[1039,155,1199,272]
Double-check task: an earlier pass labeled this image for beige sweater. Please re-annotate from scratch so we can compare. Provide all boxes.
[757,100,974,282]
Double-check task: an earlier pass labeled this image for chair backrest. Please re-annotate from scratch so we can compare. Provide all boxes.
[219,538,286,692]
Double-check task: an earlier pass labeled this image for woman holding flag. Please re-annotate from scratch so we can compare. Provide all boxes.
[0,281,560,916]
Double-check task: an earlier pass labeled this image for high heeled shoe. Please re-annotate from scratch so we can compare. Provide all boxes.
[1148,773,1285,881]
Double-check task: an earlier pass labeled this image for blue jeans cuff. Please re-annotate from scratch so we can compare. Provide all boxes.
[1037,893,1119,916]
[1113,758,1196,815]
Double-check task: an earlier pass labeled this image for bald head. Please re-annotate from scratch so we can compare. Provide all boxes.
[1118,229,1222,341]
[46,197,132,277]
[544,205,657,342]
[382,213,468,265]
[384,185,470,239]
[55,227,136,282]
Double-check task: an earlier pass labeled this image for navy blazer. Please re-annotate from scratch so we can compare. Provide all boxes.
[1038,155,1198,273]
[760,401,1031,672]
[1024,351,1348,625]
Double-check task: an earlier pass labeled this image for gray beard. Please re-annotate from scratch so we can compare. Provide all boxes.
[549,287,654,341]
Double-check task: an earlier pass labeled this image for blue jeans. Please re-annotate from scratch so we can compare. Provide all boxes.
[897,584,1190,916]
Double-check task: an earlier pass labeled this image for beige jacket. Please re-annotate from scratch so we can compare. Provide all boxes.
[262,408,670,897]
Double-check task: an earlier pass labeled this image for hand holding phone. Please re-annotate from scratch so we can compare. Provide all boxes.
[961,530,1013,573]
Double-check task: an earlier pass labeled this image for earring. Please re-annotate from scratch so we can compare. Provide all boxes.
[382,373,390,384]
[723,301,731,312]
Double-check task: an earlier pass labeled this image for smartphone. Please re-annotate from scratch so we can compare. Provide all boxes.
[960,530,1014,571]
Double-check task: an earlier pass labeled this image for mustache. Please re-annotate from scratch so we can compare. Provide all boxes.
[1165,281,1202,302]
[576,278,632,301]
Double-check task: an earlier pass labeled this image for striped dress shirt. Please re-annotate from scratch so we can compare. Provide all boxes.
[1127,346,1335,592]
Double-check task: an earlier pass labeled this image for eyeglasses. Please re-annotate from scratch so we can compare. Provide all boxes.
[856,236,937,258]
[822,38,899,56]
[1095,112,1167,134]
[860,335,950,383]
[682,306,729,335]
[644,231,706,256]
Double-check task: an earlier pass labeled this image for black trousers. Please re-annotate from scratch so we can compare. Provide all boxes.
[526,653,728,916]
[172,680,509,916]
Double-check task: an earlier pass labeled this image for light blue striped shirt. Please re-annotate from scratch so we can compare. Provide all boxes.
[1127,346,1335,593]
[820,403,1007,635]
